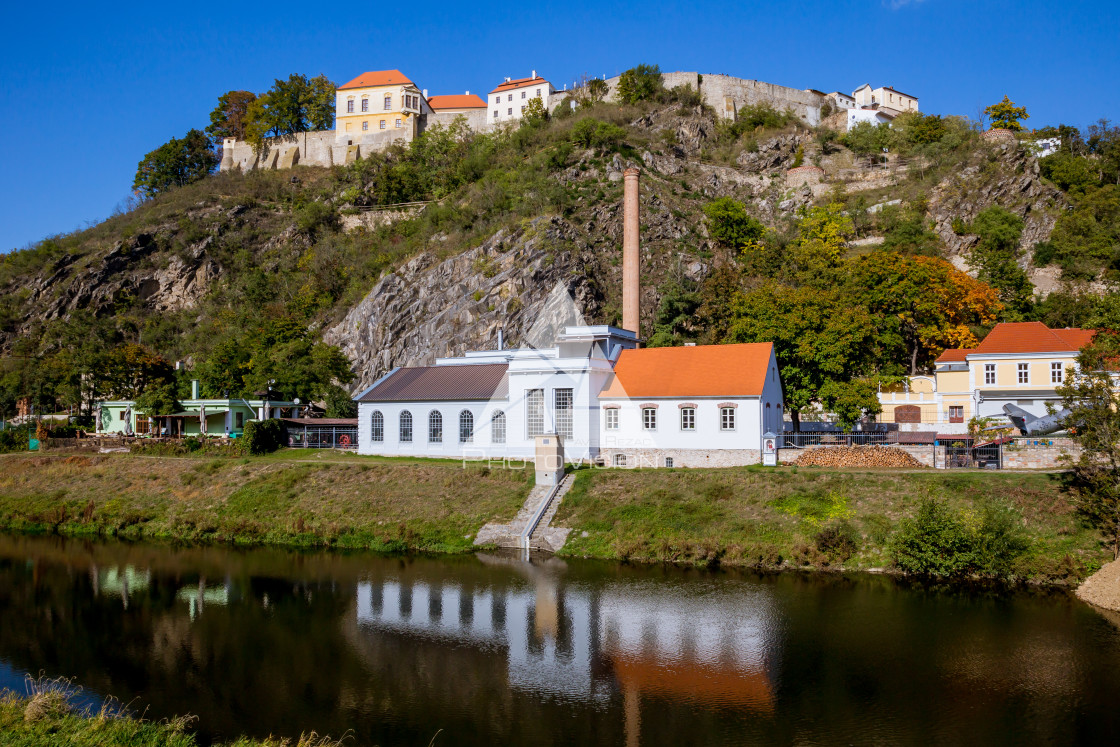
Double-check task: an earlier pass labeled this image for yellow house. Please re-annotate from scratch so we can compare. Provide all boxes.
[852,84,919,114]
[335,70,426,140]
[878,322,1094,433]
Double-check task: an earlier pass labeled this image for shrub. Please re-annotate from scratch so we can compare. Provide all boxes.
[570,119,627,152]
[890,498,1029,577]
[242,418,287,455]
[815,520,859,562]
[295,201,338,235]
[615,64,663,104]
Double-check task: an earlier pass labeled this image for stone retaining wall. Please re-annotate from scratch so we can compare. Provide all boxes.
[600,448,761,469]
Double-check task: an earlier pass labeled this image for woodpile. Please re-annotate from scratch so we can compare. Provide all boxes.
[791,446,927,469]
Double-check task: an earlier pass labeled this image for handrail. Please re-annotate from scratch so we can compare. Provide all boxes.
[519,474,566,550]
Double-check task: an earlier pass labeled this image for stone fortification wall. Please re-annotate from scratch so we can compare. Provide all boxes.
[1001,438,1080,469]
[220,127,416,172]
[603,72,823,125]
[427,109,488,132]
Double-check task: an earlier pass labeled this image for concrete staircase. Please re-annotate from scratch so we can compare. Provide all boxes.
[474,474,574,553]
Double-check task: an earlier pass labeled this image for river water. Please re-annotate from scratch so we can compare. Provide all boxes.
[0,534,1118,746]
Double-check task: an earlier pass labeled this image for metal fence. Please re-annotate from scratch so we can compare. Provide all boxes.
[779,431,899,448]
[945,443,1002,469]
[287,426,359,449]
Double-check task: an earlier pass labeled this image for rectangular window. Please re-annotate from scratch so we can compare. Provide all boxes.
[526,389,545,437]
[665,457,673,468]
[520,105,526,113]
[362,121,368,131]
[536,88,542,97]
[1051,362,1064,384]
[614,453,627,467]
[521,91,527,99]
[507,94,512,102]
[949,405,964,423]
[235,412,244,429]
[984,363,996,385]
[361,99,368,112]
[642,408,657,430]
[380,120,386,129]
[494,96,500,104]
[384,95,392,110]
[680,408,695,431]
[720,407,736,431]
[554,389,573,438]
[493,110,498,118]
[605,408,619,430]
[507,107,513,116]
[347,100,354,113]
[395,118,402,128]
[1018,363,1029,384]
[135,415,150,435]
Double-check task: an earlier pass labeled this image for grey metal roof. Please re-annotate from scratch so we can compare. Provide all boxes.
[357,364,509,403]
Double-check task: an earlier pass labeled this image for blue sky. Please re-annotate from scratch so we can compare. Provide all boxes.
[1,0,1117,251]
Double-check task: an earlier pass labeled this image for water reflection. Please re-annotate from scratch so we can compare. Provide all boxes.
[0,534,1118,746]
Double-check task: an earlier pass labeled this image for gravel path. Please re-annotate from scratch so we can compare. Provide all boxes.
[1076,557,1120,612]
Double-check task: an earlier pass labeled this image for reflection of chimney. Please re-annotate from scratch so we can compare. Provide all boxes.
[623,167,640,335]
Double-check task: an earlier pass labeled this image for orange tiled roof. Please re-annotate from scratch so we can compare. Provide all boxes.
[972,322,1095,355]
[935,348,973,363]
[339,70,413,90]
[600,343,774,399]
[489,76,548,94]
[427,94,487,110]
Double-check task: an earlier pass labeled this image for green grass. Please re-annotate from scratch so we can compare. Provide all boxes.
[0,680,339,746]
[556,466,1108,583]
[0,452,532,554]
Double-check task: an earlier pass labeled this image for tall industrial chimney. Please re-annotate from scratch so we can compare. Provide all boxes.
[623,167,640,335]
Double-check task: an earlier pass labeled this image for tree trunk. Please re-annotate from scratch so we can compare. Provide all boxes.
[911,343,919,376]
[791,410,802,432]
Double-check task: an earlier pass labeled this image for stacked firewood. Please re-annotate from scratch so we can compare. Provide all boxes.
[790,446,927,469]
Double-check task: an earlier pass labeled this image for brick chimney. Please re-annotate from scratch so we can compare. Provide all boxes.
[623,167,640,335]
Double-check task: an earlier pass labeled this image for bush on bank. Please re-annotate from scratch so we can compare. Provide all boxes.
[890,498,1030,578]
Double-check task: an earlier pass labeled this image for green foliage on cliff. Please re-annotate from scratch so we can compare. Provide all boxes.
[133,129,217,198]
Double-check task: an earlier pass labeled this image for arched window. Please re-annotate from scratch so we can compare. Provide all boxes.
[429,411,442,443]
[400,411,413,442]
[459,410,474,443]
[492,411,506,444]
[371,410,384,442]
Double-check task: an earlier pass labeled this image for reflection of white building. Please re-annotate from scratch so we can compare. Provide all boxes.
[353,565,777,711]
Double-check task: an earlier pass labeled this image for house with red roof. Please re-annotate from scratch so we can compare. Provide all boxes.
[335,69,431,146]
[878,322,1095,433]
[487,71,556,126]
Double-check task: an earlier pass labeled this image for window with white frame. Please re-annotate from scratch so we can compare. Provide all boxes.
[362,121,368,131]
[985,363,996,385]
[720,407,736,431]
[665,457,673,468]
[680,407,695,430]
[379,120,386,129]
[521,90,526,99]
[1018,363,1030,384]
[614,453,627,467]
[507,94,512,102]
[507,107,513,116]
[371,410,384,442]
[536,88,541,97]
[492,411,506,444]
[605,408,619,430]
[642,408,657,430]
[1051,362,1064,383]
[526,389,545,436]
[494,96,500,104]
[459,410,474,443]
[554,389,573,438]
[384,95,392,110]
[361,98,369,112]
[493,110,498,118]
[395,119,402,128]
[400,411,413,442]
[428,411,442,442]
[346,99,354,113]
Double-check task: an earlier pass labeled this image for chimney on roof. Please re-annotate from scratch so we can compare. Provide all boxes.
[422,88,428,98]
[532,70,537,79]
[465,90,469,95]
[505,76,511,82]
[623,167,640,335]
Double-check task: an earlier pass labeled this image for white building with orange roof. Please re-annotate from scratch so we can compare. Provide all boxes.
[335,69,430,144]
[427,92,488,131]
[487,71,555,126]
[878,322,1095,434]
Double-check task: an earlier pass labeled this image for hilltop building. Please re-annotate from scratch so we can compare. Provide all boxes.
[851,84,919,114]
[427,93,488,130]
[877,322,1094,433]
[488,72,555,126]
[335,69,429,141]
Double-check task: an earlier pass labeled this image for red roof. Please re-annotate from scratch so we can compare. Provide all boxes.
[600,343,775,399]
[339,70,413,90]
[935,348,974,363]
[489,76,548,94]
[427,94,487,110]
[972,322,1095,355]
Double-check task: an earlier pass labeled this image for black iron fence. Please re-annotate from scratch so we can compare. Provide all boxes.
[779,431,899,448]
[288,426,359,449]
[945,443,1002,469]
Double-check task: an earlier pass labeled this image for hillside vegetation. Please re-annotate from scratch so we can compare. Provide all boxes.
[2,75,1118,422]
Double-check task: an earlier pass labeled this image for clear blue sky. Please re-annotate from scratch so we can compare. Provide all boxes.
[2,0,1117,251]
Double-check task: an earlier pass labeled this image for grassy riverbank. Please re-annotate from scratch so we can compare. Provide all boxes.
[555,466,1108,583]
[0,452,531,553]
[0,686,338,746]
[0,452,1108,583]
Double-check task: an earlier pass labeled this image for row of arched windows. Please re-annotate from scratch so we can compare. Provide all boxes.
[370,410,505,444]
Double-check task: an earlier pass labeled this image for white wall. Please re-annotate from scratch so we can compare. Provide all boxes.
[847,109,893,131]
[486,80,554,126]
[600,397,764,452]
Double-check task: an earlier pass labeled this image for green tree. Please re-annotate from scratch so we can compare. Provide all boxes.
[206,90,257,144]
[244,74,336,148]
[818,379,881,429]
[521,96,549,127]
[615,64,663,105]
[725,283,878,430]
[842,121,891,161]
[1040,153,1099,194]
[702,198,766,251]
[569,118,626,152]
[1057,331,1120,559]
[967,206,1033,316]
[134,381,181,419]
[132,129,217,198]
[984,96,1029,131]
[324,383,358,417]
